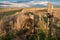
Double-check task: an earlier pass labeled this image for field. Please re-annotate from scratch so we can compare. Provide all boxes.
[0,8,60,40]
[0,8,23,19]
[0,8,60,18]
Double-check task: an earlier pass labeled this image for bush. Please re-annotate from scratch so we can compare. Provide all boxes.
[2,32,15,40]
[29,30,46,40]
[39,30,46,40]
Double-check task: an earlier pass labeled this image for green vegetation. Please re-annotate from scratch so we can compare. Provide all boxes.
[0,32,15,40]
[54,17,60,24]
[43,16,48,23]
[0,9,23,19]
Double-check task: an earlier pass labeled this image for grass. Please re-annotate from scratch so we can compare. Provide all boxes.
[1,32,15,40]
[0,9,23,19]
[43,16,48,23]
[0,8,60,40]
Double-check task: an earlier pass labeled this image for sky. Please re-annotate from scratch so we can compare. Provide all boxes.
[0,0,60,8]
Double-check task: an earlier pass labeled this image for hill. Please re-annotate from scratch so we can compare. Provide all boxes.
[0,8,60,40]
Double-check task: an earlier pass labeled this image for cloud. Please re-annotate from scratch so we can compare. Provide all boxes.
[0,0,49,8]
[29,1,48,5]
[0,1,30,7]
[1,0,60,8]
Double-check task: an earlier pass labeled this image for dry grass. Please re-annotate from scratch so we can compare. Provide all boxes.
[0,8,60,40]
[0,8,22,13]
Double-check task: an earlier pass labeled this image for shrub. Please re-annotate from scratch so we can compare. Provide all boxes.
[2,32,15,40]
